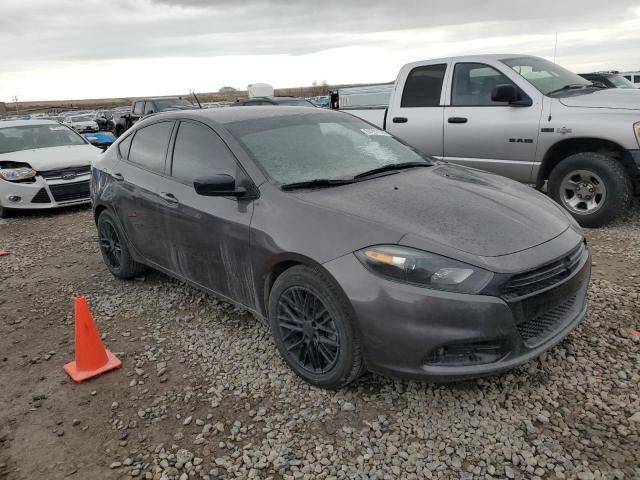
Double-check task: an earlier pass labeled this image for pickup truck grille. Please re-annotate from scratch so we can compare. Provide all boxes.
[502,243,586,299]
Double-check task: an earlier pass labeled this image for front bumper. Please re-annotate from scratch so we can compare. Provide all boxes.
[0,168,91,211]
[324,246,590,381]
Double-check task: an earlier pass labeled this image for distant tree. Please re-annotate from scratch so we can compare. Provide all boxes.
[218,86,237,93]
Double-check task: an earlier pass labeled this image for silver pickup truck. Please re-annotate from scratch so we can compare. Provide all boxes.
[338,54,640,227]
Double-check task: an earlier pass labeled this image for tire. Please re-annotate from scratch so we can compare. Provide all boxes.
[97,211,147,279]
[548,152,631,228]
[268,265,365,389]
[114,125,125,138]
[0,206,10,219]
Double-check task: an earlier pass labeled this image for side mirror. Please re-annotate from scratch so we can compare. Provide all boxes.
[491,84,518,103]
[194,174,247,197]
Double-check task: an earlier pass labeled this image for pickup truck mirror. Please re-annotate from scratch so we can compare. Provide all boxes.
[194,174,247,197]
[491,84,518,103]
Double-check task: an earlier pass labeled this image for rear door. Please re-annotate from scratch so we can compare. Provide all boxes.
[442,62,542,182]
[387,61,448,157]
[164,120,255,306]
[114,120,177,269]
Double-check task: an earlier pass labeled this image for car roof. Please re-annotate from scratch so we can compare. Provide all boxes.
[0,119,60,128]
[150,106,336,125]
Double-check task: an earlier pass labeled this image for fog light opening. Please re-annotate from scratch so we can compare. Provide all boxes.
[8,195,22,203]
[425,339,508,367]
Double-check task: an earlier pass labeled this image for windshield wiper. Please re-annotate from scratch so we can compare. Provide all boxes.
[353,161,431,180]
[281,178,355,191]
[547,84,593,96]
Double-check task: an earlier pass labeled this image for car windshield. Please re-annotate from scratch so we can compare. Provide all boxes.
[277,99,316,107]
[0,124,86,154]
[153,99,193,109]
[226,111,430,185]
[607,74,637,89]
[502,57,592,95]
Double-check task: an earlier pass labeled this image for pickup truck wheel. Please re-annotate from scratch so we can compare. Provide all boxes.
[114,125,125,138]
[548,152,631,228]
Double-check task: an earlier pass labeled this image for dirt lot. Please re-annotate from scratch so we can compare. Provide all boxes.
[1,204,639,480]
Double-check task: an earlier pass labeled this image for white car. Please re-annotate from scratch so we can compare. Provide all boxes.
[63,114,100,133]
[0,120,100,218]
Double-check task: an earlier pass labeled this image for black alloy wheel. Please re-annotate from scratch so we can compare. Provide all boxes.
[276,286,340,374]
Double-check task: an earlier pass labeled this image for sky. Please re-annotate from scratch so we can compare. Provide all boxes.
[1,0,639,102]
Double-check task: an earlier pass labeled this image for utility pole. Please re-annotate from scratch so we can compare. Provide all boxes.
[13,95,19,116]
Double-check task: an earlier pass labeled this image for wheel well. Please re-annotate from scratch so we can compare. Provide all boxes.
[94,205,107,224]
[538,138,638,189]
[261,260,301,316]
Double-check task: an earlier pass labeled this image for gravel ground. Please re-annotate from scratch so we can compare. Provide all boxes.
[1,203,639,480]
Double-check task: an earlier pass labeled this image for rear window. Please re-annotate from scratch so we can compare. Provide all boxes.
[0,124,86,154]
[127,121,174,173]
[401,64,447,108]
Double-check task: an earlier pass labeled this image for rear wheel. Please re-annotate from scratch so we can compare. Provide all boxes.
[548,152,631,228]
[268,265,365,389]
[97,211,147,279]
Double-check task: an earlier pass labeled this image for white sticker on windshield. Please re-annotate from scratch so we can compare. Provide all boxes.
[360,128,390,136]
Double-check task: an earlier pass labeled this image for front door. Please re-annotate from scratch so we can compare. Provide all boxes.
[443,62,542,183]
[164,120,255,307]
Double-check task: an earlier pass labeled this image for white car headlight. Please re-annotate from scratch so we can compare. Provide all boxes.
[0,167,37,182]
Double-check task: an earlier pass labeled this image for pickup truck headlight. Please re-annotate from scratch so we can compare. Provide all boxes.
[0,166,37,182]
[634,122,640,147]
[355,245,493,294]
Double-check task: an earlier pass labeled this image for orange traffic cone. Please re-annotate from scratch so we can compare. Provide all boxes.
[63,296,121,383]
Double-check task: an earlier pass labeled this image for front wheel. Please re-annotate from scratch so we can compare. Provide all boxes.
[268,265,365,389]
[548,152,631,228]
[0,206,10,219]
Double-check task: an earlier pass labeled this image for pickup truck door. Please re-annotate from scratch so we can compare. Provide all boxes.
[386,62,448,157]
[442,62,542,183]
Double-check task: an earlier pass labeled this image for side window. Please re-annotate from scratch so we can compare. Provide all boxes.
[118,134,133,160]
[132,101,144,115]
[400,64,447,108]
[452,63,517,106]
[128,121,174,174]
[171,122,238,184]
[143,102,155,115]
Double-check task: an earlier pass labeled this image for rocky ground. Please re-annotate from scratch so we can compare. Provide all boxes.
[0,204,639,480]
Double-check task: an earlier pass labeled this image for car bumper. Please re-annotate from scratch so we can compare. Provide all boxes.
[323,248,590,381]
[1,171,91,211]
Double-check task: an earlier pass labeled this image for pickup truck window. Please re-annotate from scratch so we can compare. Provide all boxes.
[143,102,155,115]
[451,63,513,106]
[400,64,447,108]
[132,101,144,115]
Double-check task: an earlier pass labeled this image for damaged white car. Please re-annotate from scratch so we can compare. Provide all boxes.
[0,120,99,218]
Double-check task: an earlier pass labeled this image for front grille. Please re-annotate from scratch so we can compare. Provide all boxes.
[31,188,51,203]
[502,243,585,299]
[49,181,90,203]
[517,295,577,346]
[40,166,91,181]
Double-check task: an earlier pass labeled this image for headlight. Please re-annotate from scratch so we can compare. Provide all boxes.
[0,167,37,182]
[355,245,493,294]
[634,121,640,147]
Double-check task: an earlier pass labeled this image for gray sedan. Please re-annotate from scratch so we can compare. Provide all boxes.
[92,107,590,388]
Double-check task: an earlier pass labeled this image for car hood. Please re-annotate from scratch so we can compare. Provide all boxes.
[0,144,99,171]
[71,121,98,127]
[559,88,640,110]
[293,164,570,257]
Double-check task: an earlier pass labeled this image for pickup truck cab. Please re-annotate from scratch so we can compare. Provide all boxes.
[115,98,195,137]
[339,55,640,227]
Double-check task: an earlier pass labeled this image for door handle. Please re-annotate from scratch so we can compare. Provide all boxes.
[392,117,408,123]
[112,172,124,181]
[160,192,179,204]
[448,117,468,124]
